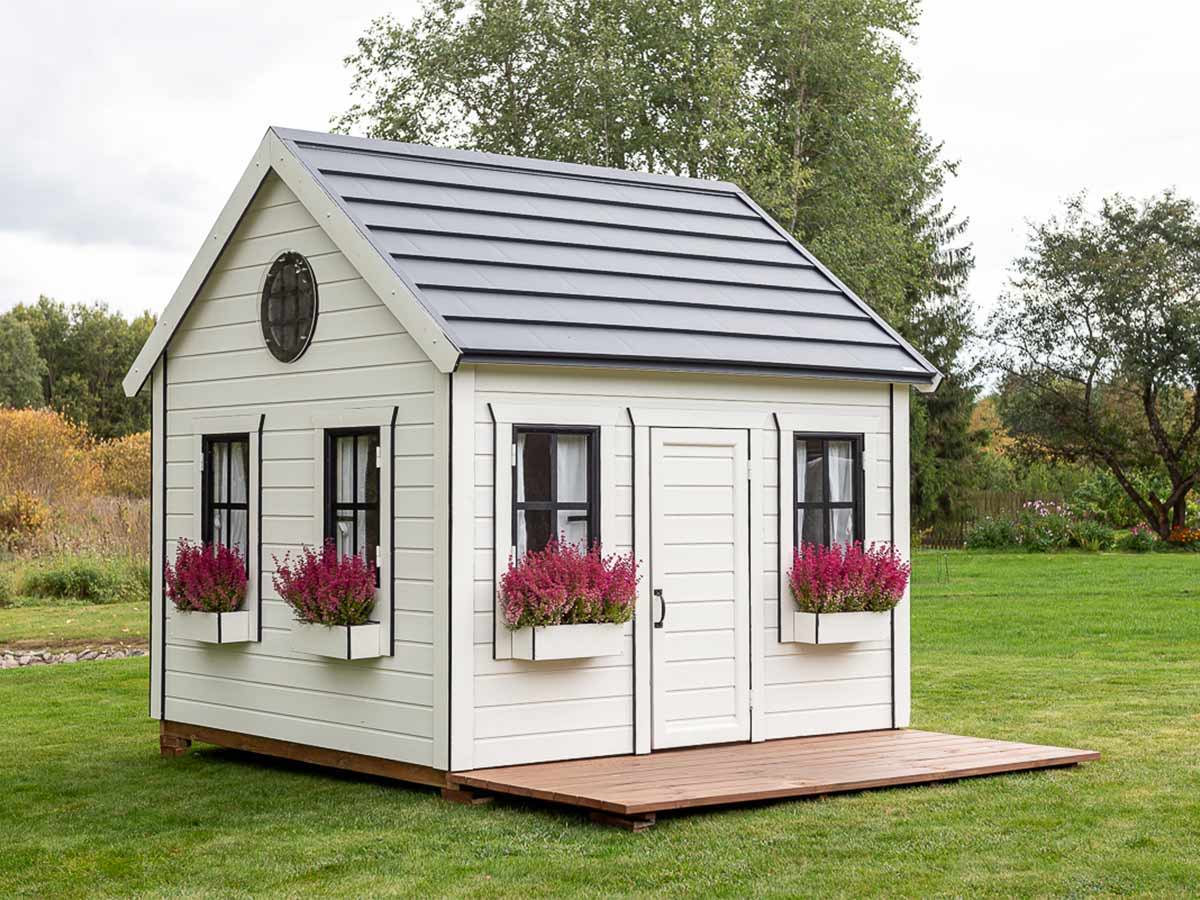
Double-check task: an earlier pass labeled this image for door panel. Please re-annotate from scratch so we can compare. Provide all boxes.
[651,428,750,749]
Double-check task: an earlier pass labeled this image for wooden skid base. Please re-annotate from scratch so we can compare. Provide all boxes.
[441,786,494,806]
[590,810,656,831]
[448,729,1099,824]
[159,721,446,788]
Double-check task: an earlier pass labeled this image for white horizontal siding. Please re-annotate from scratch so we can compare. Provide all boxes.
[471,365,898,766]
[161,173,443,768]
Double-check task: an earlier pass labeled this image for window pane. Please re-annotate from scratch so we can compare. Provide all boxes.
[336,516,354,560]
[557,434,588,503]
[337,436,355,503]
[229,510,248,560]
[517,432,552,502]
[366,501,379,567]
[800,442,824,504]
[831,508,854,546]
[557,509,589,550]
[355,510,367,557]
[356,436,371,503]
[799,507,826,547]
[229,441,249,503]
[828,440,854,503]
[518,509,553,557]
[211,509,224,548]
[212,442,228,503]
[364,435,380,506]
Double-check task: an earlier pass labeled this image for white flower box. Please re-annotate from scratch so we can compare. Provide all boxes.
[170,610,252,644]
[510,622,625,661]
[290,621,382,660]
[792,610,892,645]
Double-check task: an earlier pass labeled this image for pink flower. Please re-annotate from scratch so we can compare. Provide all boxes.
[788,541,909,614]
[165,539,247,613]
[272,540,376,627]
[500,537,639,629]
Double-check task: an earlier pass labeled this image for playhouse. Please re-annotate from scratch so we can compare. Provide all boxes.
[126,127,941,783]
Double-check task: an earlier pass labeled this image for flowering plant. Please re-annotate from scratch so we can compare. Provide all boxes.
[165,539,247,613]
[500,538,638,630]
[272,540,376,626]
[788,541,909,614]
[1168,525,1200,546]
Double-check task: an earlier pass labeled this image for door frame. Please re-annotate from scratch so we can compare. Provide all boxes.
[630,409,766,754]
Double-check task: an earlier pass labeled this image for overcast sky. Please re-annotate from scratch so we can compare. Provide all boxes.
[4,1,1199,330]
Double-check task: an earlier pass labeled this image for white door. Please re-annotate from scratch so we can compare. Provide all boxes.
[651,428,750,749]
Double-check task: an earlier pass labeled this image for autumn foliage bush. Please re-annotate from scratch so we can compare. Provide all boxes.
[273,541,377,627]
[0,408,150,558]
[500,539,639,630]
[165,539,248,613]
[789,541,910,614]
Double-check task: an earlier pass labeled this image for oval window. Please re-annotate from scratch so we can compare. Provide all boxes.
[260,252,318,363]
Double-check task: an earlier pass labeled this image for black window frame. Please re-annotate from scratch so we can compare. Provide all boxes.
[260,251,319,364]
[201,433,251,561]
[323,427,381,585]
[511,426,600,558]
[793,432,865,548]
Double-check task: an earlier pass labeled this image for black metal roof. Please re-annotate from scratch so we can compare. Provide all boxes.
[275,127,939,388]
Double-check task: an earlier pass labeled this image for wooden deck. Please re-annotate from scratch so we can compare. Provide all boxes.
[447,729,1099,829]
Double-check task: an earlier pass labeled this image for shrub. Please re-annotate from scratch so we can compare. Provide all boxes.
[0,490,49,551]
[20,554,148,604]
[788,541,910,614]
[1014,501,1071,552]
[1117,523,1158,553]
[965,516,1019,549]
[1069,518,1116,552]
[1167,526,1200,546]
[273,541,376,627]
[93,431,151,498]
[165,539,247,613]
[500,539,639,630]
[0,408,99,506]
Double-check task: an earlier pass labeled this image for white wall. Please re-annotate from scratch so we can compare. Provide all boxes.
[160,173,444,767]
[469,365,903,768]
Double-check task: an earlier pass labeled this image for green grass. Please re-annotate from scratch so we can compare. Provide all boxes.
[1,551,1198,896]
[0,600,146,647]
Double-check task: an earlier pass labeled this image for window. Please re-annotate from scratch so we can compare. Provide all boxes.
[512,428,598,557]
[323,429,380,575]
[794,435,863,548]
[202,435,250,561]
[261,252,318,363]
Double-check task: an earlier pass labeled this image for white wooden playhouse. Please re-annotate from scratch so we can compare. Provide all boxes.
[125,128,940,782]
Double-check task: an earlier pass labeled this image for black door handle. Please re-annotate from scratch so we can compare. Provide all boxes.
[653,588,666,629]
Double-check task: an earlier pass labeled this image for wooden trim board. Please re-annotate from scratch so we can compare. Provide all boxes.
[160,721,446,788]
[447,729,1098,819]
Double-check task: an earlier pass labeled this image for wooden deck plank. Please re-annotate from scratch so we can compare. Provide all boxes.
[447,729,1098,819]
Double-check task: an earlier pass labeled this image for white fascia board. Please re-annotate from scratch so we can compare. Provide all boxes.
[122,129,461,398]
[731,191,942,391]
[122,134,273,397]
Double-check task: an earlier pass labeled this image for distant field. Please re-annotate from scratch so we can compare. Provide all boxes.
[0,550,1197,896]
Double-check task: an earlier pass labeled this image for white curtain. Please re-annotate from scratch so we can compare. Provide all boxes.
[828,440,854,503]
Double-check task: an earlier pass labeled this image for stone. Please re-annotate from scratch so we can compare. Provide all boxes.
[63,653,78,663]
[79,650,98,661]
[18,655,32,666]
[1,658,15,669]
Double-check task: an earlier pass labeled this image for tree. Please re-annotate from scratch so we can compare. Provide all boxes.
[0,318,47,409]
[990,192,1200,538]
[2,297,154,438]
[336,0,979,521]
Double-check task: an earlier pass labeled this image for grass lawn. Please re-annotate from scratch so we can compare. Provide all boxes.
[0,600,147,648]
[1,551,1198,896]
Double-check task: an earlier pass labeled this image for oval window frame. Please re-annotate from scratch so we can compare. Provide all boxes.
[260,251,319,363]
